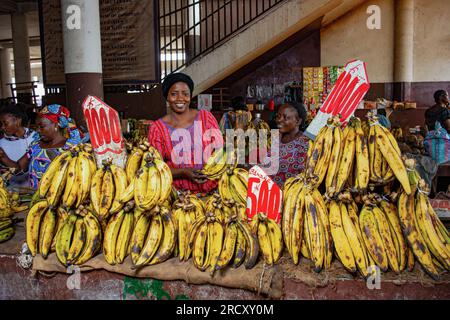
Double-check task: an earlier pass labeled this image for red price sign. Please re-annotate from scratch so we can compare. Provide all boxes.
[305,60,370,140]
[82,95,127,168]
[246,166,282,223]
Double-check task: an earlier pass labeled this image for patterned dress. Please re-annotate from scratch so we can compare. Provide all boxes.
[27,139,79,190]
[148,110,223,195]
[272,133,310,188]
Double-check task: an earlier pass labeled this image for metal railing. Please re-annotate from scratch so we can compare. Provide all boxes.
[159,0,286,79]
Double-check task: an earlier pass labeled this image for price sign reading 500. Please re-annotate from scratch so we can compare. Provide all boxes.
[246,166,282,224]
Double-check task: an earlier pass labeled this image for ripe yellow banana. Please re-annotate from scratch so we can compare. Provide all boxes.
[374,125,411,194]
[329,201,356,273]
[55,214,78,266]
[39,151,71,198]
[90,168,105,217]
[150,207,176,265]
[103,209,126,265]
[75,153,94,207]
[126,148,144,183]
[75,210,102,265]
[130,211,151,265]
[66,217,87,265]
[39,208,57,259]
[134,213,163,267]
[99,168,115,221]
[61,156,78,208]
[26,200,49,256]
[359,206,389,272]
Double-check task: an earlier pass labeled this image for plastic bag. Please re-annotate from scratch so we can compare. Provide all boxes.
[424,121,450,165]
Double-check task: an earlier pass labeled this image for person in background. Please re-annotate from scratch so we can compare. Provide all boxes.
[425,90,450,134]
[271,101,310,187]
[148,73,223,195]
[0,104,82,189]
[377,108,391,129]
[0,103,39,187]
[230,96,248,111]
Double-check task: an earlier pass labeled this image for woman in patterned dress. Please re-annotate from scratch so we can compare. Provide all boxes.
[148,73,223,195]
[272,102,310,187]
[0,104,82,189]
[0,103,39,187]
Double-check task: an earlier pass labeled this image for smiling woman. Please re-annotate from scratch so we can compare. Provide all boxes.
[271,102,310,187]
[148,72,223,195]
[0,104,82,189]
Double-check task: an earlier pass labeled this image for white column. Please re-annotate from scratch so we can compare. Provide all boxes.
[0,48,13,99]
[60,0,103,127]
[394,0,414,99]
[61,0,103,74]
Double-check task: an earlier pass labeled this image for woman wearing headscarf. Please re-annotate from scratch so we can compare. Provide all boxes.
[148,72,223,194]
[0,104,82,189]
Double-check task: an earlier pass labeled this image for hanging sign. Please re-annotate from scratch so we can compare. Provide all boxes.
[82,95,127,168]
[304,60,370,140]
[246,165,282,224]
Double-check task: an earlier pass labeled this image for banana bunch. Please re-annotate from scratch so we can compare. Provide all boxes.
[214,213,259,272]
[0,216,21,243]
[392,127,403,141]
[54,206,102,266]
[116,153,173,215]
[173,193,205,261]
[367,114,411,194]
[125,142,163,184]
[38,144,96,208]
[26,200,61,258]
[0,181,12,218]
[103,201,138,265]
[284,179,333,272]
[254,118,272,148]
[328,199,371,277]
[304,121,334,188]
[218,167,248,206]
[358,193,407,275]
[324,118,358,197]
[130,205,176,268]
[202,148,237,180]
[90,160,128,223]
[397,161,450,279]
[250,213,283,266]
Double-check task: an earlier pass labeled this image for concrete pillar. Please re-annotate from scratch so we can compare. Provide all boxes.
[11,11,32,103]
[61,0,103,128]
[0,48,13,99]
[394,0,414,101]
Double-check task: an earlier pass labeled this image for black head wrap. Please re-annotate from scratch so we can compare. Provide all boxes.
[162,72,194,100]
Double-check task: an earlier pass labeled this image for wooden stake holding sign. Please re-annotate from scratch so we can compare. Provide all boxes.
[304,60,371,140]
[246,165,282,224]
[82,95,127,168]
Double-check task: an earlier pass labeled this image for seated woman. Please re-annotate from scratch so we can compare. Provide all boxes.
[149,73,223,195]
[425,90,450,134]
[0,103,39,187]
[0,104,82,189]
[271,102,310,187]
